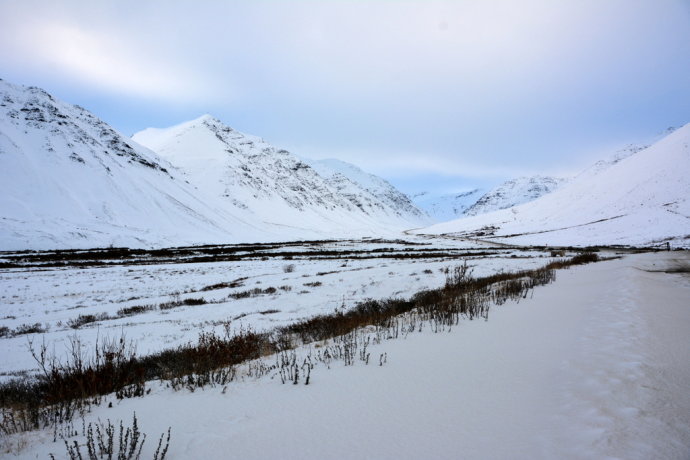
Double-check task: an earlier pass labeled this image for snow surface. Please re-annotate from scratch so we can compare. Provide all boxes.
[7,251,689,459]
[416,124,690,247]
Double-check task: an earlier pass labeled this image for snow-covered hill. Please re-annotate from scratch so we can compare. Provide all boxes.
[464,176,566,217]
[133,116,429,235]
[0,80,269,250]
[411,189,485,222]
[415,124,690,247]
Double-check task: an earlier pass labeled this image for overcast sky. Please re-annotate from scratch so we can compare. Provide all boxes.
[1,0,689,193]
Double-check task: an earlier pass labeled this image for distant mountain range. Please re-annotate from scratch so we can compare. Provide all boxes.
[0,80,429,250]
[1,78,686,249]
[411,175,566,222]
[416,124,690,247]
[464,176,567,217]
[410,189,485,222]
[409,136,679,224]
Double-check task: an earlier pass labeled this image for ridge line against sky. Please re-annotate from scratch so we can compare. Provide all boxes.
[1,0,689,193]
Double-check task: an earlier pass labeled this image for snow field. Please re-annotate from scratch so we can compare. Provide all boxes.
[0,239,554,377]
[4,251,688,459]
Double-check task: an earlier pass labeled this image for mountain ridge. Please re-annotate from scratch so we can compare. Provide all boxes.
[133,116,430,234]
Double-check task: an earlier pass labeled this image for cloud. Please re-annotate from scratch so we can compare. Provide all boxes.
[0,12,230,104]
[1,0,688,188]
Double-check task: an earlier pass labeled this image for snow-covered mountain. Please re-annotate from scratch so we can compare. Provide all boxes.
[576,143,649,180]
[133,116,430,235]
[415,124,690,247]
[0,80,431,250]
[464,176,567,217]
[411,175,564,222]
[411,189,485,222]
[304,158,428,222]
[0,80,271,250]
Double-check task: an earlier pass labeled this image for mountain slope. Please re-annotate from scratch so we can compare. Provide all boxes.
[416,124,690,247]
[133,117,429,235]
[0,80,268,250]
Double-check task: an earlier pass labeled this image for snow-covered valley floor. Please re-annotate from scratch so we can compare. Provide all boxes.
[0,238,551,377]
[1,243,689,459]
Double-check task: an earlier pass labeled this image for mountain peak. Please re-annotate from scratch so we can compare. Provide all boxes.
[193,113,223,126]
[133,114,243,159]
[197,113,216,121]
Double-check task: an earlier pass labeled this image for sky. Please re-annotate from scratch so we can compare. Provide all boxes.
[1,0,689,194]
